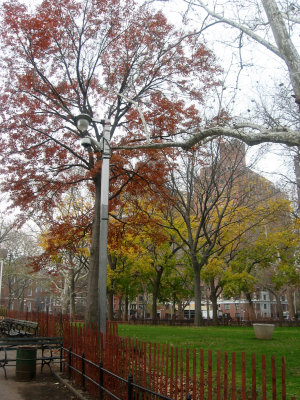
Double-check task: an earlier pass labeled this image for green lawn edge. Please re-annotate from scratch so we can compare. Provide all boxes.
[118,324,300,399]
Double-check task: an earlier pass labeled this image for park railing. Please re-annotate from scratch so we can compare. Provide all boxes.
[4,311,297,400]
[64,345,190,400]
[63,322,296,400]
[63,343,297,400]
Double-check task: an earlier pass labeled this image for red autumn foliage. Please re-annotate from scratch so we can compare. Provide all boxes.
[0,0,222,322]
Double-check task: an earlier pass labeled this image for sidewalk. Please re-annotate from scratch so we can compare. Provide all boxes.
[0,369,75,400]
[0,350,85,400]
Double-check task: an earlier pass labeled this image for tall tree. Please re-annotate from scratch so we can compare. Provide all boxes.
[108,192,181,321]
[231,225,300,320]
[0,0,220,323]
[1,229,43,311]
[201,197,292,323]
[33,189,90,318]
[163,138,284,325]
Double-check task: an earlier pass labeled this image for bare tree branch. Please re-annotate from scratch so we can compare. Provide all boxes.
[113,124,300,150]
[191,0,282,57]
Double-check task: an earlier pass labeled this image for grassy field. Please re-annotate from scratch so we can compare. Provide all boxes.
[118,324,300,399]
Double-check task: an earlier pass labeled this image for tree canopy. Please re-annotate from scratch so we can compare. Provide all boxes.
[1,0,299,324]
[0,0,223,323]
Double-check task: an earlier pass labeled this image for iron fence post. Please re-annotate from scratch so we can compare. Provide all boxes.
[99,360,103,400]
[81,352,85,390]
[128,373,133,400]
[68,346,72,380]
[60,345,63,373]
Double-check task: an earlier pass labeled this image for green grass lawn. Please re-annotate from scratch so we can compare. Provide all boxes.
[118,324,300,399]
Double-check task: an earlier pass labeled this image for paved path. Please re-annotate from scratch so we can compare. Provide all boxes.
[0,351,78,399]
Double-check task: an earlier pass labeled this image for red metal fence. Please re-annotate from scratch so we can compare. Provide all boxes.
[63,324,296,400]
[5,311,297,400]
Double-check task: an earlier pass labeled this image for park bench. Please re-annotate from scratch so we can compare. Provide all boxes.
[0,317,39,337]
[0,336,63,379]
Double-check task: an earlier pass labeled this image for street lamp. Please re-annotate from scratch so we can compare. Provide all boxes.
[76,114,111,335]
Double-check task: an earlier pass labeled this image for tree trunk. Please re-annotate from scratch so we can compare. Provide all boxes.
[124,295,129,321]
[61,275,69,315]
[107,288,114,321]
[193,264,203,326]
[152,266,163,321]
[8,281,13,310]
[85,174,101,325]
[69,269,76,320]
[8,297,12,311]
[262,0,300,106]
[274,292,284,321]
[210,279,219,325]
[117,296,123,320]
[246,292,256,320]
[294,153,300,214]
[287,288,295,320]
[177,301,184,319]
[206,290,210,322]
[295,289,300,318]
[172,298,176,319]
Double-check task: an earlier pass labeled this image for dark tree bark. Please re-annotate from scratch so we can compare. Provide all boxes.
[245,293,256,321]
[151,266,164,321]
[209,279,219,325]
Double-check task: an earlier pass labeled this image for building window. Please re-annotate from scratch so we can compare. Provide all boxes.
[27,288,32,296]
[139,295,143,302]
[224,304,230,310]
[263,294,266,300]
[27,302,31,312]
[235,303,240,310]
[264,304,267,310]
